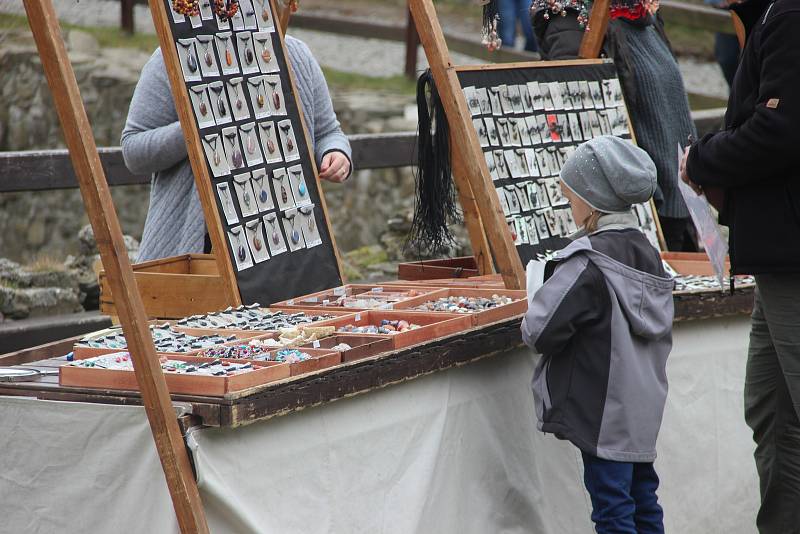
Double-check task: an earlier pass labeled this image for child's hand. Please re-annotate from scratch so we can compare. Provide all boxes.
[319,151,351,183]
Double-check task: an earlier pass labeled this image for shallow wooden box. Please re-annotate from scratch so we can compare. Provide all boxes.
[203,342,342,376]
[59,354,290,396]
[383,274,506,291]
[299,334,395,363]
[392,288,528,327]
[271,284,438,312]
[173,308,354,337]
[323,310,473,350]
[397,257,480,280]
[99,254,229,319]
[661,252,730,277]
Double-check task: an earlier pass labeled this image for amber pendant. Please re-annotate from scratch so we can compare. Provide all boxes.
[262,7,269,21]
[261,48,271,63]
[199,101,208,116]
[287,137,294,152]
[281,185,288,204]
[225,48,233,66]
[257,94,265,108]
[253,236,262,252]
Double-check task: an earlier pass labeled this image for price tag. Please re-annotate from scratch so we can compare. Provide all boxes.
[287,299,294,306]
[371,287,383,293]
[322,299,330,306]
[312,340,320,348]
[307,297,318,303]
[385,303,394,310]
[355,313,362,322]
[334,287,346,296]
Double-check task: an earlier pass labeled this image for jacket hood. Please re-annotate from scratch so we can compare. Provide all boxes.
[553,236,674,340]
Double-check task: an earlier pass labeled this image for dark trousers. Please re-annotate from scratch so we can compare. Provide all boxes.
[581,452,665,534]
[715,33,741,88]
[658,216,697,252]
[746,275,800,534]
[497,0,539,52]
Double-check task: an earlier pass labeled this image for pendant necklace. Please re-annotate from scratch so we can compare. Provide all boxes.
[245,130,257,155]
[224,131,243,168]
[291,169,306,197]
[253,174,269,204]
[173,0,200,16]
[279,122,293,152]
[275,173,289,204]
[190,86,208,117]
[213,0,239,22]
[209,84,227,117]
[218,183,236,215]
[254,35,271,63]
[300,207,315,233]
[218,34,233,66]
[266,215,281,245]
[247,221,263,252]
[178,41,198,73]
[206,135,222,166]
[238,33,255,66]
[267,79,281,110]
[230,227,247,262]
[259,122,276,154]
[231,81,244,111]
[255,0,269,21]
[286,213,301,245]
[250,78,266,109]
[199,37,214,67]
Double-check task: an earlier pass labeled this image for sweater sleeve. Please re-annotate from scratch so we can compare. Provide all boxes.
[292,40,353,176]
[521,256,604,355]
[687,14,800,188]
[120,49,188,175]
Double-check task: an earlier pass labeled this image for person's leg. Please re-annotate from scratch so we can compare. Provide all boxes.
[630,462,664,534]
[518,0,539,52]
[657,216,685,252]
[581,452,637,534]
[497,0,518,50]
[750,275,800,533]
[714,33,741,88]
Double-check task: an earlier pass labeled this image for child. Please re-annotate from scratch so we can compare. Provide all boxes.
[522,136,674,534]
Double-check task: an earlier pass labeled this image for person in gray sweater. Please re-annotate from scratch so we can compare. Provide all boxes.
[122,36,352,262]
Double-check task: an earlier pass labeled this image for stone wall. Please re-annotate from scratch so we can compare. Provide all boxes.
[0,31,422,264]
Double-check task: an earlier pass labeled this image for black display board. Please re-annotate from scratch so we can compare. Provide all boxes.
[457,60,661,265]
[165,0,342,305]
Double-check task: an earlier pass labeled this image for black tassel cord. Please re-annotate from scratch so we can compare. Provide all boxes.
[482,0,500,40]
[408,70,461,254]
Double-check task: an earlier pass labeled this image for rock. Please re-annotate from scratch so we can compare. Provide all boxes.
[67,30,100,57]
[0,286,82,320]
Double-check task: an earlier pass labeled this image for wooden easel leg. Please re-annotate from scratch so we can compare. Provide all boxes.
[451,156,495,275]
[23,2,210,533]
[409,0,525,289]
[578,0,610,59]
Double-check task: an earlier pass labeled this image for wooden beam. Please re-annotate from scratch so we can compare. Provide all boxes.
[22,1,210,533]
[121,0,136,33]
[409,0,523,288]
[579,0,610,59]
[404,6,420,80]
[660,0,734,34]
[146,0,241,307]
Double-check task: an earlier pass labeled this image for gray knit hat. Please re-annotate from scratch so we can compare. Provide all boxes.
[560,136,657,214]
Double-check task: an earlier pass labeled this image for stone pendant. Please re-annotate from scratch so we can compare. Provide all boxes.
[257,94,265,108]
[232,148,243,169]
[213,152,221,166]
[262,7,269,21]
[253,236,262,252]
[272,230,280,245]
[281,185,288,204]
[272,92,281,110]
[287,137,294,152]
[236,97,243,111]
[243,189,251,207]
[267,139,275,154]
[238,245,247,262]
[259,189,269,203]
[308,216,315,231]
[199,101,208,116]
[291,229,300,244]
[245,48,254,65]
[218,96,227,117]
[187,53,198,73]
[261,48,271,63]
[298,182,306,197]
[225,48,233,67]
[204,49,213,67]
[247,135,256,155]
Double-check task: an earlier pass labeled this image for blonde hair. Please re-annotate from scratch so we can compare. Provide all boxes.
[583,211,607,233]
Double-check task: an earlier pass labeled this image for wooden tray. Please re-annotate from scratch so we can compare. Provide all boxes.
[72,330,262,361]
[199,344,342,377]
[271,284,438,311]
[392,288,528,327]
[397,257,480,280]
[383,276,506,290]
[173,309,355,337]
[299,334,395,363]
[59,354,290,396]
[661,252,730,277]
[100,254,230,319]
[323,310,473,350]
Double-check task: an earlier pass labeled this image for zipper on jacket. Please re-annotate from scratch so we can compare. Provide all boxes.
[763,2,775,23]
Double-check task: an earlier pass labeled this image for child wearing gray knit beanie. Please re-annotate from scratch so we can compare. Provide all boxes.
[560,136,657,222]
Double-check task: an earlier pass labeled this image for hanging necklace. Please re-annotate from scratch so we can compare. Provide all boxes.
[224,131,243,169]
[205,135,222,166]
[254,0,269,21]
[173,0,199,17]
[291,168,307,197]
[177,41,198,73]
[254,35,271,63]
[275,172,289,204]
[237,33,255,66]
[245,129,257,155]
[259,123,276,154]
[231,80,244,111]
[218,183,234,213]
[286,213,301,245]
[252,173,270,204]
[213,0,239,21]
[230,227,247,262]
[247,221,263,252]
[209,84,227,117]
[235,178,252,208]
[190,86,208,117]
[265,214,281,246]
[199,37,214,67]
[300,207,315,233]
[217,34,234,67]
[267,79,281,111]
[248,78,266,109]
[279,122,294,152]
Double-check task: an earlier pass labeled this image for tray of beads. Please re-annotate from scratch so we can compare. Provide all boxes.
[271,284,439,311]
[59,352,290,396]
[198,341,341,376]
[173,305,354,337]
[72,324,262,360]
[298,334,395,363]
[383,274,507,291]
[392,288,528,327]
[323,311,473,350]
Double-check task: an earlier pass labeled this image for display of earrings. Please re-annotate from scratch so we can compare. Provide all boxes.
[272,167,295,210]
[281,209,306,252]
[277,119,299,161]
[222,127,245,170]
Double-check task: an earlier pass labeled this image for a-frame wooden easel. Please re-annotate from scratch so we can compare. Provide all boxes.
[23,1,210,532]
[408,0,652,290]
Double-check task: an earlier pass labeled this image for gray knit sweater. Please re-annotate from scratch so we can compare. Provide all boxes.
[121,36,352,262]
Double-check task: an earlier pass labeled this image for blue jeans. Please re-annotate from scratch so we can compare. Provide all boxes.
[497,0,539,52]
[581,452,665,534]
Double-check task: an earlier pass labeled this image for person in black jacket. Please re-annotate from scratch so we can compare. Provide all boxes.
[683,1,800,532]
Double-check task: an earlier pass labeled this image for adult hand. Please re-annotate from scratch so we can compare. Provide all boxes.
[319,151,351,183]
[680,146,703,195]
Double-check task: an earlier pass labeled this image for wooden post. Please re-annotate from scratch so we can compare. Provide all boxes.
[121,0,136,34]
[579,0,610,59]
[147,0,242,307]
[404,6,420,80]
[22,2,210,533]
[409,0,524,289]
[278,2,293,33]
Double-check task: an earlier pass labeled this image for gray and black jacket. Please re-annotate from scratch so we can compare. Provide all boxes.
[522,215,674,462]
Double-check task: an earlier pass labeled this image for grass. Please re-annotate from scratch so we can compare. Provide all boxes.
[688,92,728,110]
[26,255,67,274]
[322,67,417,95]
